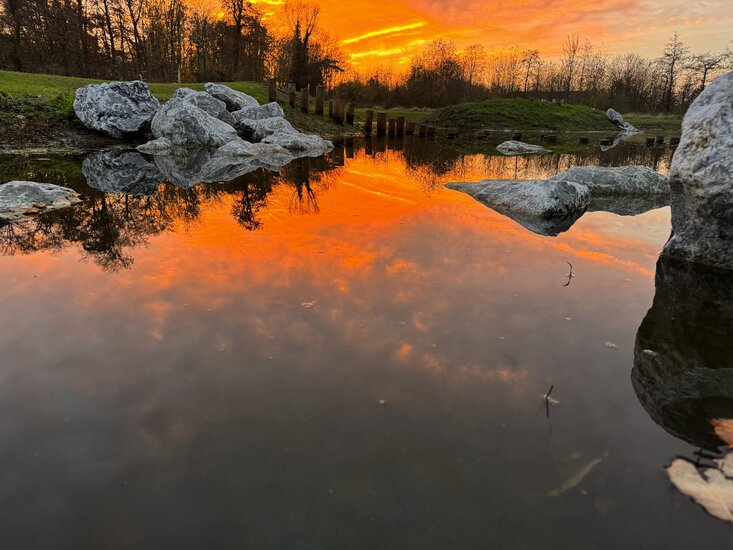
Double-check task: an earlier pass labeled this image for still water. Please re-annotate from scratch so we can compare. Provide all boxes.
[0,137,731,549]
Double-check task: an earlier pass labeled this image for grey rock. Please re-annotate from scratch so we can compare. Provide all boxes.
[262,130,334,154]
[606,108,638,132]
[662,72,733,270]
[74,80,160,138]
[204,83,259,111]
[173,87,236,126]
[244,116,297,141]
[550,166,669,195]
[0,181,82,222]
[496,140,550,155]
[82,150,162,196]
[632,257,733,450]
[232,102,284,123]
[151,97,239,148]
[446,178,590,236]
[136,137,173,155]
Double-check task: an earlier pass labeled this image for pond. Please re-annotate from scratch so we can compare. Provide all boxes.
[1,137,731,549]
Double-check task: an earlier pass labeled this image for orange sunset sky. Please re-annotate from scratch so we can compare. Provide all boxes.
[238,0,733,71]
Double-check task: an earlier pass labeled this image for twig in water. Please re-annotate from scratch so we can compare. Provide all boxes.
[545,385,554,418]
[563,262,575,287]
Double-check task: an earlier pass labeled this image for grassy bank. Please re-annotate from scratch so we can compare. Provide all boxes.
[424,98,681,133]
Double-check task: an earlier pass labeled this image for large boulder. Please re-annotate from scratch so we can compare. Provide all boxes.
[243,116,297,141]
[82,150,163,196]
[232,102,284,122]
[496,140,550,155]
[204,83,259,111]
[662,72,733,270]
[0,181,81,222]
[151,97,239,148]
[446,179,590,236]
[606,108,638,132]
[550,166,669,195]
[136,137,173,155]
[216,140,291,158]
[172,88,236,126]
[74,81,160,138]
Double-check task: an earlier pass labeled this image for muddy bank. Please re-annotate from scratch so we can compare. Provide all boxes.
[0,112,122,152]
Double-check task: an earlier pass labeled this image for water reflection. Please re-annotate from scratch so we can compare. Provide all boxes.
[632,257,733,451]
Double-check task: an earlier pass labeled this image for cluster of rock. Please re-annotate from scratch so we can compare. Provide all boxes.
[0,181,81,223]
[73,80,333,158]
[446,165,669,236]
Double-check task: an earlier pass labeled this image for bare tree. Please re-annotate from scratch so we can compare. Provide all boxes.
[688,51,730,91]
[657,32,689,112]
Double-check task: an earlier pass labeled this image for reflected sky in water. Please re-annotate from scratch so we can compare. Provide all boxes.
[1,140,730,549]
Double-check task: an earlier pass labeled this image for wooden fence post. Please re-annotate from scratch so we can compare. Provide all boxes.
[328,99,334,119]
[334,97,344,124]
[404,121,416,135]
[315,85,324,115]
[364,109,374,134]
[396,117,405,136]
[300,87,309,114]
[387,118,396,136]
[345,102,354,125]
[418,124,427,137]
[288,83,296,108]
[376,112,387,135]
[268,78,277,103]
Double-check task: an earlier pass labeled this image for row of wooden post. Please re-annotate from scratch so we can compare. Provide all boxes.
[269,79,436,136]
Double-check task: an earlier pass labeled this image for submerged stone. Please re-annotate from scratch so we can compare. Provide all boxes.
[0,181,82,222]
[496,140,550,156]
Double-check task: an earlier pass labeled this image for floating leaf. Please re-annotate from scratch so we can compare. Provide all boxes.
[301,301,316,309]
[605,341,618,349]
[667,457,733,523]
[547,452,609,497]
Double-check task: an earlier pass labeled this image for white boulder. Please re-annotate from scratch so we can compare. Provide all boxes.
[151,97,239,148]
[204,83,259,111]
[496,140,550,155]
[173,88,236,126]
[0,181,82,222]
[606,108,638,132]
[550,166,669,195]
[73,81,160,138]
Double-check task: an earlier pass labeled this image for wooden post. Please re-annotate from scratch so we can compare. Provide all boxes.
[328,99,334,119]
[418,124,427,137]
[404,121,416,135]
[268,78,277,103]
[364,109,374,134]
[288,83,296,108]
[334,97,344,124]
[345,102,354,125]
[387,118,396,136]
[315,85,324,116]
[376,112,387,135]
[396,117,405,136]
[427,126,436,137]
[300,87,309,114]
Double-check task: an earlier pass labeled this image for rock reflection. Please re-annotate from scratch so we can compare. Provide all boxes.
[632,257,733,450]
[0,152,341,270]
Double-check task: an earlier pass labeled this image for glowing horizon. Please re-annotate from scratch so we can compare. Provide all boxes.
[243,0,732,72]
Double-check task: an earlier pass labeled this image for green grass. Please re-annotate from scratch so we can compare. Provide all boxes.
[425,98,681,133]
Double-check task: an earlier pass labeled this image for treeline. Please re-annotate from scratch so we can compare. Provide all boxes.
[335,35,732,113]
[0,0,344,86]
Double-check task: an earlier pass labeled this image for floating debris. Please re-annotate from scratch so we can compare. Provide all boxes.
[301,301,316,309]
[605,341,618,349]
[547,452,609,497]
[667,454,733,523]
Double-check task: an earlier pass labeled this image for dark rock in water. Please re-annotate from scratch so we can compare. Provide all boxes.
[151,97,240,148]
[588,194,670,216]
[0,181,82,222]
[74,81,160,138]
[549,166,669,195]
[82,150,163,196]
[172,88,236,126]
[446,179,590,236]
[662,72,733,270]
[632,257,733,450]
[606,108,638,133]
